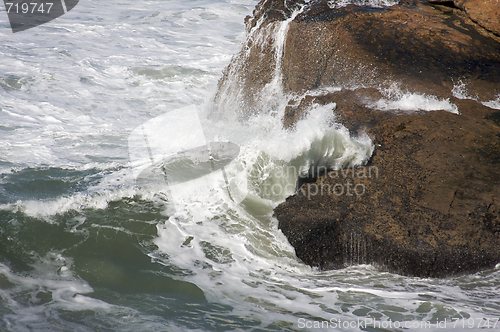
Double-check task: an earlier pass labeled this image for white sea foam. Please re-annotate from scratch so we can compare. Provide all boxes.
[451,79,476,100]
[0,0,252,170]
[0,255,110,329]
[0,186,133,219]
[451,80,500,110]
[482,94,500,110]
[0,255,184,332]
[372,84,459,114]
[329,0,399,8]
[2,0,499,330]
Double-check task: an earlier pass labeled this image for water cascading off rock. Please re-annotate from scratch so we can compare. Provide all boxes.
[215,0,500,277]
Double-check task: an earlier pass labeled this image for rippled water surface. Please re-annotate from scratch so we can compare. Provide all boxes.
[1,0,499,331]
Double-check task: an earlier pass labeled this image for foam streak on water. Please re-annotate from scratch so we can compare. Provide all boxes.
[1,0,500,331]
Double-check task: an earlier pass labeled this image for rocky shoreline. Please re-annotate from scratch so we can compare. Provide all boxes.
[217,0,500,276]
[275,91,500,277]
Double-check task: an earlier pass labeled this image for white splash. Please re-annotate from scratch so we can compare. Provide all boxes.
[452,80,500,110]
[328,0,399,8]
[372,84,459,114]
[452,79,476,100]
[482,94,500,110]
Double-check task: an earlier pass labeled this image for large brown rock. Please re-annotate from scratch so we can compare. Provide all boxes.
[215,0,500,119]
[215,0,500,276]
[284,1,500,99]
[275,90,500,277]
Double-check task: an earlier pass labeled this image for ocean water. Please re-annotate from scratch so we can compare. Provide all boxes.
[1,0,500,331]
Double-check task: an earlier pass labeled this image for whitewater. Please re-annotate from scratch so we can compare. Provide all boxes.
[1,0,499,331]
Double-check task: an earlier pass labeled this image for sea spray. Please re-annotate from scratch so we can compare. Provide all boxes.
[1,0,499,330]
[213,3,307,120]
[211,0,374,184]
[372,83,459,114]
[452,80,500,110]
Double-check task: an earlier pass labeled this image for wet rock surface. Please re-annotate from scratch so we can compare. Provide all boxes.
[275,90,500,277]
[217,0,500,276]
[283,1,500,101]
[215,0,500,118]
[429,0,500,37]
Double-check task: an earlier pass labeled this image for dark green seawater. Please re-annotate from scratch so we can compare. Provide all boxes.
[0,167,263,331]
[1,0,500,330]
